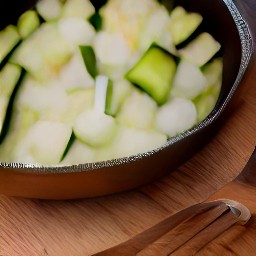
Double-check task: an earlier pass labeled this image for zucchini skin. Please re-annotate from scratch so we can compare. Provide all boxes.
[0,40,21,71]
[88,12,103,31]
[61,132,76,161]
[126,44,178,106]
[0,68,26,143]
[79,45,98,79]
[175,24,203,50]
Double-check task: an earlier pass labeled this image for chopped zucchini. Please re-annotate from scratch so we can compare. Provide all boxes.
[126,45,176,105]
[14,120,73,165]
[0,0,223,165]
[60,139,96,165]
[79,45,98,78]
[0,64,25,143]
[0,25,20,68]
[168,6,203,45]
[61,132,76,161]
[194,58,223,122]
[169,5,186,19]
[17,10,40,39]
[179,32,221,67]
[88,12,103,31]
[105,78,133,116]
[194,91,218,123]
[0,108,39,162]
[194,80,221,123]
[202,57,223,86]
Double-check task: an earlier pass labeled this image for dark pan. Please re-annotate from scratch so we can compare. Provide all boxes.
[0,0,253,199]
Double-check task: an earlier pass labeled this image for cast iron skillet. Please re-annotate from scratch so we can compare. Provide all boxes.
[0,0,253,199]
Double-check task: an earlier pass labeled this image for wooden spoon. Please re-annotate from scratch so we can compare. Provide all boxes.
[92,148,256,256]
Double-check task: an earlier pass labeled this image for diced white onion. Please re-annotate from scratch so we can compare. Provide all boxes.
[156,98,197,137]
[59,18,96,49]
[73,109,117,147]
[36,0,62,21]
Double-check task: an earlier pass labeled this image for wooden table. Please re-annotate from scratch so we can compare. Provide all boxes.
[1,1,256,255]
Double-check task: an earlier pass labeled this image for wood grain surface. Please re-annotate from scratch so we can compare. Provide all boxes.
[1,0,256,255]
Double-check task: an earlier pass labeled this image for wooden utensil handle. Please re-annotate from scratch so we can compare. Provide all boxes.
[92,200,250,256]
[138,200,251,256]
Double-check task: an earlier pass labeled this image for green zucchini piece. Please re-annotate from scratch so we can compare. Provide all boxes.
[202,57,223,86]
[15,120,73,165]
[79,45,98,78]
[105,79,133,117]
[179,32,221,67]
[194,58,223,122]
[125,45,176,105]
[60,139,96,165]
[92,75,132,117]
[88,12,103,31]
[0,25,21,69]
[61,132,76,161]
[0,108,39,162]
[17,10,40,39]
[193,81,221,123]
[0,64,26,143]
[168,6,203,45]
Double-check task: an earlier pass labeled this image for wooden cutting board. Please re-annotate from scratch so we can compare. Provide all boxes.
[1,0,256,255]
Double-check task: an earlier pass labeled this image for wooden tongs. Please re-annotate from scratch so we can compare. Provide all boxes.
[92,148,256,255]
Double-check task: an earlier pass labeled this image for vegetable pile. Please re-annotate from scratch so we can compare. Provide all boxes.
[0,0,223,166]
